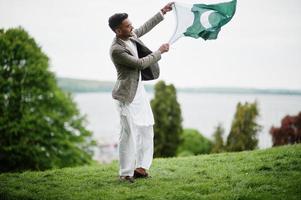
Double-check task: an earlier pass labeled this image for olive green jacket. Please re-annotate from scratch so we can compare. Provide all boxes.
[110,12,164,103]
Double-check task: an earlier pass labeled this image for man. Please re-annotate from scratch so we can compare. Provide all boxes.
[108,2,173,183]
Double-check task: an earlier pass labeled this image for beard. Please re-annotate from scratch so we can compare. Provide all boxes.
[129,30,134,37]
[118,29,133,40]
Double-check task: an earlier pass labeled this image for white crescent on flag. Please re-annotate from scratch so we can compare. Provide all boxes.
[200,10,215,29]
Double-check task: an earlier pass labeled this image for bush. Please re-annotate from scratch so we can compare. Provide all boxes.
[270,112,301,146]
[177,129,212,156]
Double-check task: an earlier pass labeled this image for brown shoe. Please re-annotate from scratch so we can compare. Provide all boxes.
[119,176,135,183]
[134,168,149,179]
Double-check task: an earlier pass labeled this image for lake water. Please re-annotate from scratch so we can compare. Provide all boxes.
[73,92,301,162]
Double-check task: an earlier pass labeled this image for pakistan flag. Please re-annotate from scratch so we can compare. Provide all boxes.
[169,0,237,44]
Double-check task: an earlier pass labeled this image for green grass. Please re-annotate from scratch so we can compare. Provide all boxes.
[1,144,301,200]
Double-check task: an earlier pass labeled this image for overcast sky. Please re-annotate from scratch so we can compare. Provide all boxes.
[1,0,301,89]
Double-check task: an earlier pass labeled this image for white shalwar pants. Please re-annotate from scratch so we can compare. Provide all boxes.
[118,112,154,176]
[115,72,155,176]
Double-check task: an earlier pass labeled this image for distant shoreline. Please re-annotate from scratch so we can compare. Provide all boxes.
[57,77,301,96]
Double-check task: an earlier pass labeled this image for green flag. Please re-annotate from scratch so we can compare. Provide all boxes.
[169,0,237,44]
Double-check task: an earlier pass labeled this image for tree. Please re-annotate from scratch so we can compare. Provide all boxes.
[0,28,95,172]
[226,101,261,152]
[177,128,212,156]
[151,81,183,157]
[269,112,301,146]
[211,123,225,153]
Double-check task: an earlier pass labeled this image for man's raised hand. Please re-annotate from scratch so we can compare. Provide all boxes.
[161,2,174,15]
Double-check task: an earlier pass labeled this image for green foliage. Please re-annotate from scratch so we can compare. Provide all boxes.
[151,80,183,157]
[177,128,212,156]
[211,123,225,153]
[0,27,95,172]
[226,101,262,152]
[1,144,301,200]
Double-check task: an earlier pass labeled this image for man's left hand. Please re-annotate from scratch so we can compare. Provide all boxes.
[161,2,174,15]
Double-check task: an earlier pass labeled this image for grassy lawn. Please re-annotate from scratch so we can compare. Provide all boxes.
[1,144,301,200]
